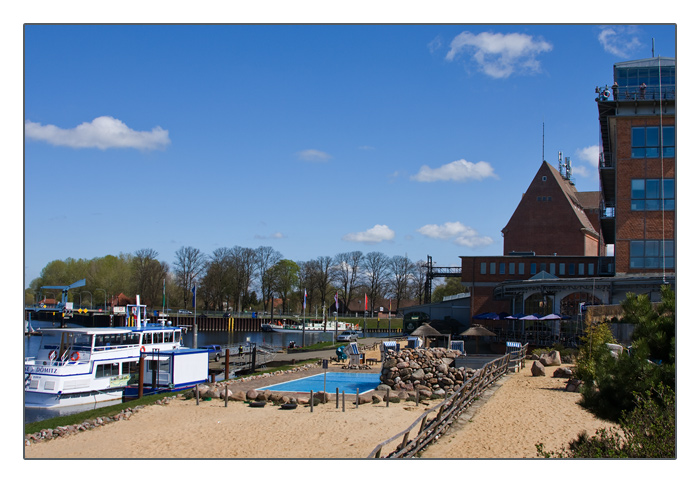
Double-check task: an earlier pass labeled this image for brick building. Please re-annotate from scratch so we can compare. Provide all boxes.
[403,56,675,344]
[502,160,602,256]
[596,56,675,277]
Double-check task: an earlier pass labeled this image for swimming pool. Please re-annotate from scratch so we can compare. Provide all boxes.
[257,372,380,395]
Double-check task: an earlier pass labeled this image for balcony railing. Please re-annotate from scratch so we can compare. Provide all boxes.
[596,85,675,102]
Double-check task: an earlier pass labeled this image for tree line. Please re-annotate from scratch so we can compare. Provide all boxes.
[25,246,466,315]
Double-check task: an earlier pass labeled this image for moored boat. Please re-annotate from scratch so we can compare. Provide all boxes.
[261,319,356,333]
[24,296,187,408]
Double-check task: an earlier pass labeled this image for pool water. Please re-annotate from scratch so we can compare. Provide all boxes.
[257,372,380,395]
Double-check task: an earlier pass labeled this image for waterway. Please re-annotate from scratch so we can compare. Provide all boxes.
[23,319,390,424]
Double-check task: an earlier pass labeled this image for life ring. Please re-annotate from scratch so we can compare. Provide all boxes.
[140,346,146,353]
[70,352,80,361]
[48,350,57,361]
[602,89,610,99]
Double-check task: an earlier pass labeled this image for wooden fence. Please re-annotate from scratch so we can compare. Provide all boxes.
[367,353,511,459]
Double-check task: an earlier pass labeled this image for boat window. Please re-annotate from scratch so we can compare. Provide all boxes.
[95,362,120,378]
[126,333,140,345]
[143,333,152,344]
[163,331,173,343]
[153,332,163,344]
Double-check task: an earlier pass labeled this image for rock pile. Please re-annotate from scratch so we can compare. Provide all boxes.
[378,347,474,398]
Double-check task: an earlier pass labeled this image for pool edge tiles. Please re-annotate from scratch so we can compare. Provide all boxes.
[256,371,381,395]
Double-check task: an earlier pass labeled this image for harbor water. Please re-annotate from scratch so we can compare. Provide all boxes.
[24,319,381,424]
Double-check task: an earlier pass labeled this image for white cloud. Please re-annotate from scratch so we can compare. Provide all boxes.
[410,159,497,182]
[418,221,493,248]
[598,26,643,57]
[576,145,600,168]
[25,116,171,150]
[445,31,553,79]
[297,149,332,162]
[255,232,286,240]
[342,224,395,244]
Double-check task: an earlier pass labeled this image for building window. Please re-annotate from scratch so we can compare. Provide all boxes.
[631,178,675,211]
[480,262,487,274]
[559,263,565,274]
[518,263,525,275]
[632,126,675,158]
[588,263,595,275]
[490,262,496,274]
[530,263,537,275]
[550,263,556,275]
[568,263,575,275]
[579,263,585,275]
[499,262,506,274]
[509,262,515,275]
[630,240,675,269]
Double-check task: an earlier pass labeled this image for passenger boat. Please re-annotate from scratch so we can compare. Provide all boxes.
[261,319,356,333]
[24,296,187,408]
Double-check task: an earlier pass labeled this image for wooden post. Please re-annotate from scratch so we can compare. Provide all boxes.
[416,390,420,406]
[310,390,314,412]
[195,384,200,405]
[224,384,228,407]
[386,387,390,407]
[225,349,230,379]
[138,354,145,399]
[355,388,359,409]
[342,390,345,412]
[336,388,339,409]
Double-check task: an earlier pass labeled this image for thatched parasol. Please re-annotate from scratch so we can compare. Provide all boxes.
[410,322,442,337]
[460,324,497,354]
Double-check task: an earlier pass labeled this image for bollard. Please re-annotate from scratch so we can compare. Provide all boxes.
[196,385,200,405]
[355,388,359,409]
[310,390,314,413]
[386,387,390,407]
[342,390,345,412]
[336,388,339,409]
[224,385,228,407]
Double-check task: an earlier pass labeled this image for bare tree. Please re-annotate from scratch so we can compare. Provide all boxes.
[413,259,429,304]
[173,246,206,309]
[255,246,282,315]
[333,251,363,315]
[131,248,168,307]
[231,246,256,313]
[388,254,416,317]
[362,251,390,315]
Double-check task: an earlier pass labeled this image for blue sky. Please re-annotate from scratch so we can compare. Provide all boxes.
[21,22,677,286]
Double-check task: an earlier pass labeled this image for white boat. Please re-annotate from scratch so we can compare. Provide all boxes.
[261,319,357,333]
[24,297,187,408]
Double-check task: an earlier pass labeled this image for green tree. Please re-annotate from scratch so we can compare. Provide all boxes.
[430,277,465,303]
[270,259,300,314]
[577,285,676,421]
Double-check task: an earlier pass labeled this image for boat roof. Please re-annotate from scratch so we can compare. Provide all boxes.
[38,325,182,335]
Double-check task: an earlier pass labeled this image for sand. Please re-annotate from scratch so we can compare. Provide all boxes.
[24,360,616,460]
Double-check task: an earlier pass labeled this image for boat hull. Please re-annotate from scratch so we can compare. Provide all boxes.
[24,386,125,408]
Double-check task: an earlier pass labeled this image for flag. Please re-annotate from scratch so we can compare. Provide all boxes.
[191,284,196,309]
[334,292,339,311]
[364,293,368,312]
[303,289,307,310]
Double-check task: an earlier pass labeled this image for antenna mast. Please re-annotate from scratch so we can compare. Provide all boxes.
[542,122,545,163]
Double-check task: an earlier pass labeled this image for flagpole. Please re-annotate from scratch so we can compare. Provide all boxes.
[192,283,198,349]
[302,289,306,347]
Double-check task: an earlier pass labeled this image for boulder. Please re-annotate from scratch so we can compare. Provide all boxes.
[246,389,259,401]
[531,360,546,377]
[539,350,562,367]
[553,367,573,378]
[565,379,583,392]
[231,391,247,402]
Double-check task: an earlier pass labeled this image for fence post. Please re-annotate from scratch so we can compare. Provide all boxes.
[336,388,339,409]
[386,387,390,407]
[310,390,314,413]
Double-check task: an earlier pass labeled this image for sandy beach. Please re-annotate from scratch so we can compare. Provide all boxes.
[24,353,616,460]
